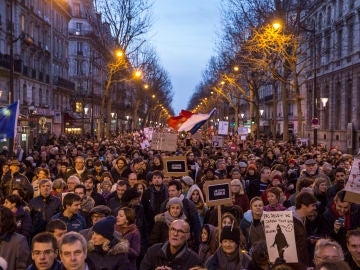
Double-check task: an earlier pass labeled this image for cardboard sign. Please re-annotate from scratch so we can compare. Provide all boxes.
[212,135,224,147]
[163,156,188,177]
[263,211,298,263]
[150,132,178,152]
[144,127,154,141]
[344,156,360,203]
[203,179,232,206]
[238,127,248,135]
[218,121,229,135]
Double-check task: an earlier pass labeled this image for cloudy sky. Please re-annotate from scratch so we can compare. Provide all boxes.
[149,0,222,114]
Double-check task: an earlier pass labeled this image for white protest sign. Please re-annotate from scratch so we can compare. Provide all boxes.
[238,127,248,135]
[344,156,360,203]
[143,127,154,141]
[212,135,224,147]
[218,121,229,135]
[263,211,298,263]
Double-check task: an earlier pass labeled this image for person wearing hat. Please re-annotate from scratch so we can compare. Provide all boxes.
[180,176,194,196]
[149,197,187,246]
[298,158,329,183]
[206,226,251,269]
[87,216,130,269]
[79,205,120,241]
[199,167,218,192]
[0,159,33,202]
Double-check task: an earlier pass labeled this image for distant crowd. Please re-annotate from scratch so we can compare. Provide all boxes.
[0,131,359,270]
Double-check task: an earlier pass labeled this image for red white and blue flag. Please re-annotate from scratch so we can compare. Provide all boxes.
[167,108,216,134]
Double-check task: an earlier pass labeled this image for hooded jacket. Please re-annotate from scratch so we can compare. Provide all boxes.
[87,238,130,270]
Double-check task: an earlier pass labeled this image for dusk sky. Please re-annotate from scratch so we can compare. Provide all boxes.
[149,1,222,115]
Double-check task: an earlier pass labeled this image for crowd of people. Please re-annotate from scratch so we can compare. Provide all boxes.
[0,131,359,270]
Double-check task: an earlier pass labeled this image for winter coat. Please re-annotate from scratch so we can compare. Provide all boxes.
[0,232,30,270]
[87,238,130,270]
[15,206,32,243]
[186,184,208,226]
[199,224,218,265]
[160,195,201,251]
[0,171,34,202]
[149,211,187,246]
[320,203,360,251]
[206,246,252,270]
[240,210,266,251]
[51,212,87,232]
[29,194,62,236]
[140,241,202,270]
[116,224,141,270]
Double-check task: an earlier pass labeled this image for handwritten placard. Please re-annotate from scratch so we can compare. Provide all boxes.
[344,156,360,203]
[263,211,298,263]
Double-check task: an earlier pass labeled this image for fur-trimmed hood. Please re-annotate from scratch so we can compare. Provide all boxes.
[186,184,206,206]
[88,238,129,255]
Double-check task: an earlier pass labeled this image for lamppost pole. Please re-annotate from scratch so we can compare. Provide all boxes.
[313,22,318,147]
[8,0,15,158]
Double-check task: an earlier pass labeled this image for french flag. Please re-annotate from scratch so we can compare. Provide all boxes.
[168,108,216,134]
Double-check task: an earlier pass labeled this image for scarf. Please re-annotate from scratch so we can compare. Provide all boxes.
[163,211,187,226]
[215,247,242,270]
[331,202,351,230]
[116,223,137,237]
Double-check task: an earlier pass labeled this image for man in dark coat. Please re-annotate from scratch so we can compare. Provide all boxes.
[346,229,360,270]
[0,159,33,202]
[291,191,318,270]
[140,220,202,270]
[29,179,62,236]
[66,156,91,182]
[320,190,360,252]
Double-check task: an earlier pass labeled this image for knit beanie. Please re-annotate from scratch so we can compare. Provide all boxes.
[92,216,116,240]
[220,226,240,245]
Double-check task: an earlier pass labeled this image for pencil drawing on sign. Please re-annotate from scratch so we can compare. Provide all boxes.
[264,211,298,263]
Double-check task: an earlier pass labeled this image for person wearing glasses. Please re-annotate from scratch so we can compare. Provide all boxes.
[27,232,62,270]
[140,219,201,270]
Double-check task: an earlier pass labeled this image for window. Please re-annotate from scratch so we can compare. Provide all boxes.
[76,60,82,75]
[338,0,343,18]
[77,41,83,54]
[75,102,83,113]
[75,22,82,35]
[348,24,353,53]
[73,3,80,17]
[327,6,331,25]
[337,29,342,59]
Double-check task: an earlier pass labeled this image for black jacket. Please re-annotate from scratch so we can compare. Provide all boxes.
[29,195,62,236]
[140,241,201,270]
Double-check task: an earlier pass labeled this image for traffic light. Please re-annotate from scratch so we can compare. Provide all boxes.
[251,118,255,124]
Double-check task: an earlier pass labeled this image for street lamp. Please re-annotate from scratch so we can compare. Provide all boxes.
[320,98,328,109]
[259,109,264,117]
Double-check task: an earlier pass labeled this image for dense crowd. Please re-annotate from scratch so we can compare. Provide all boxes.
[0,131,359,270]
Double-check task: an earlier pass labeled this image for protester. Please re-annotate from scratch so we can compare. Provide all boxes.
[206,226,251,269]
[115,207,140,270]
[0,206,30,270]
[51,193,86,232]
[87,216,129,270]
[59,232,95,270]
[140,219,202,270]
[346,229,360,270]
[27,232,62,270]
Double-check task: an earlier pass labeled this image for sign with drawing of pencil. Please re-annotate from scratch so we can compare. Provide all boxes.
[263,211,298,263]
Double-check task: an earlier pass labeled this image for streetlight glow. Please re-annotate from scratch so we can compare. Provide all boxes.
[115,50,124,58]
[273,22,281,30]
[134,70,142,78]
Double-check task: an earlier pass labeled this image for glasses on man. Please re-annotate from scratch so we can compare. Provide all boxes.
[170,227,189,234]
[32,249,54,256]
